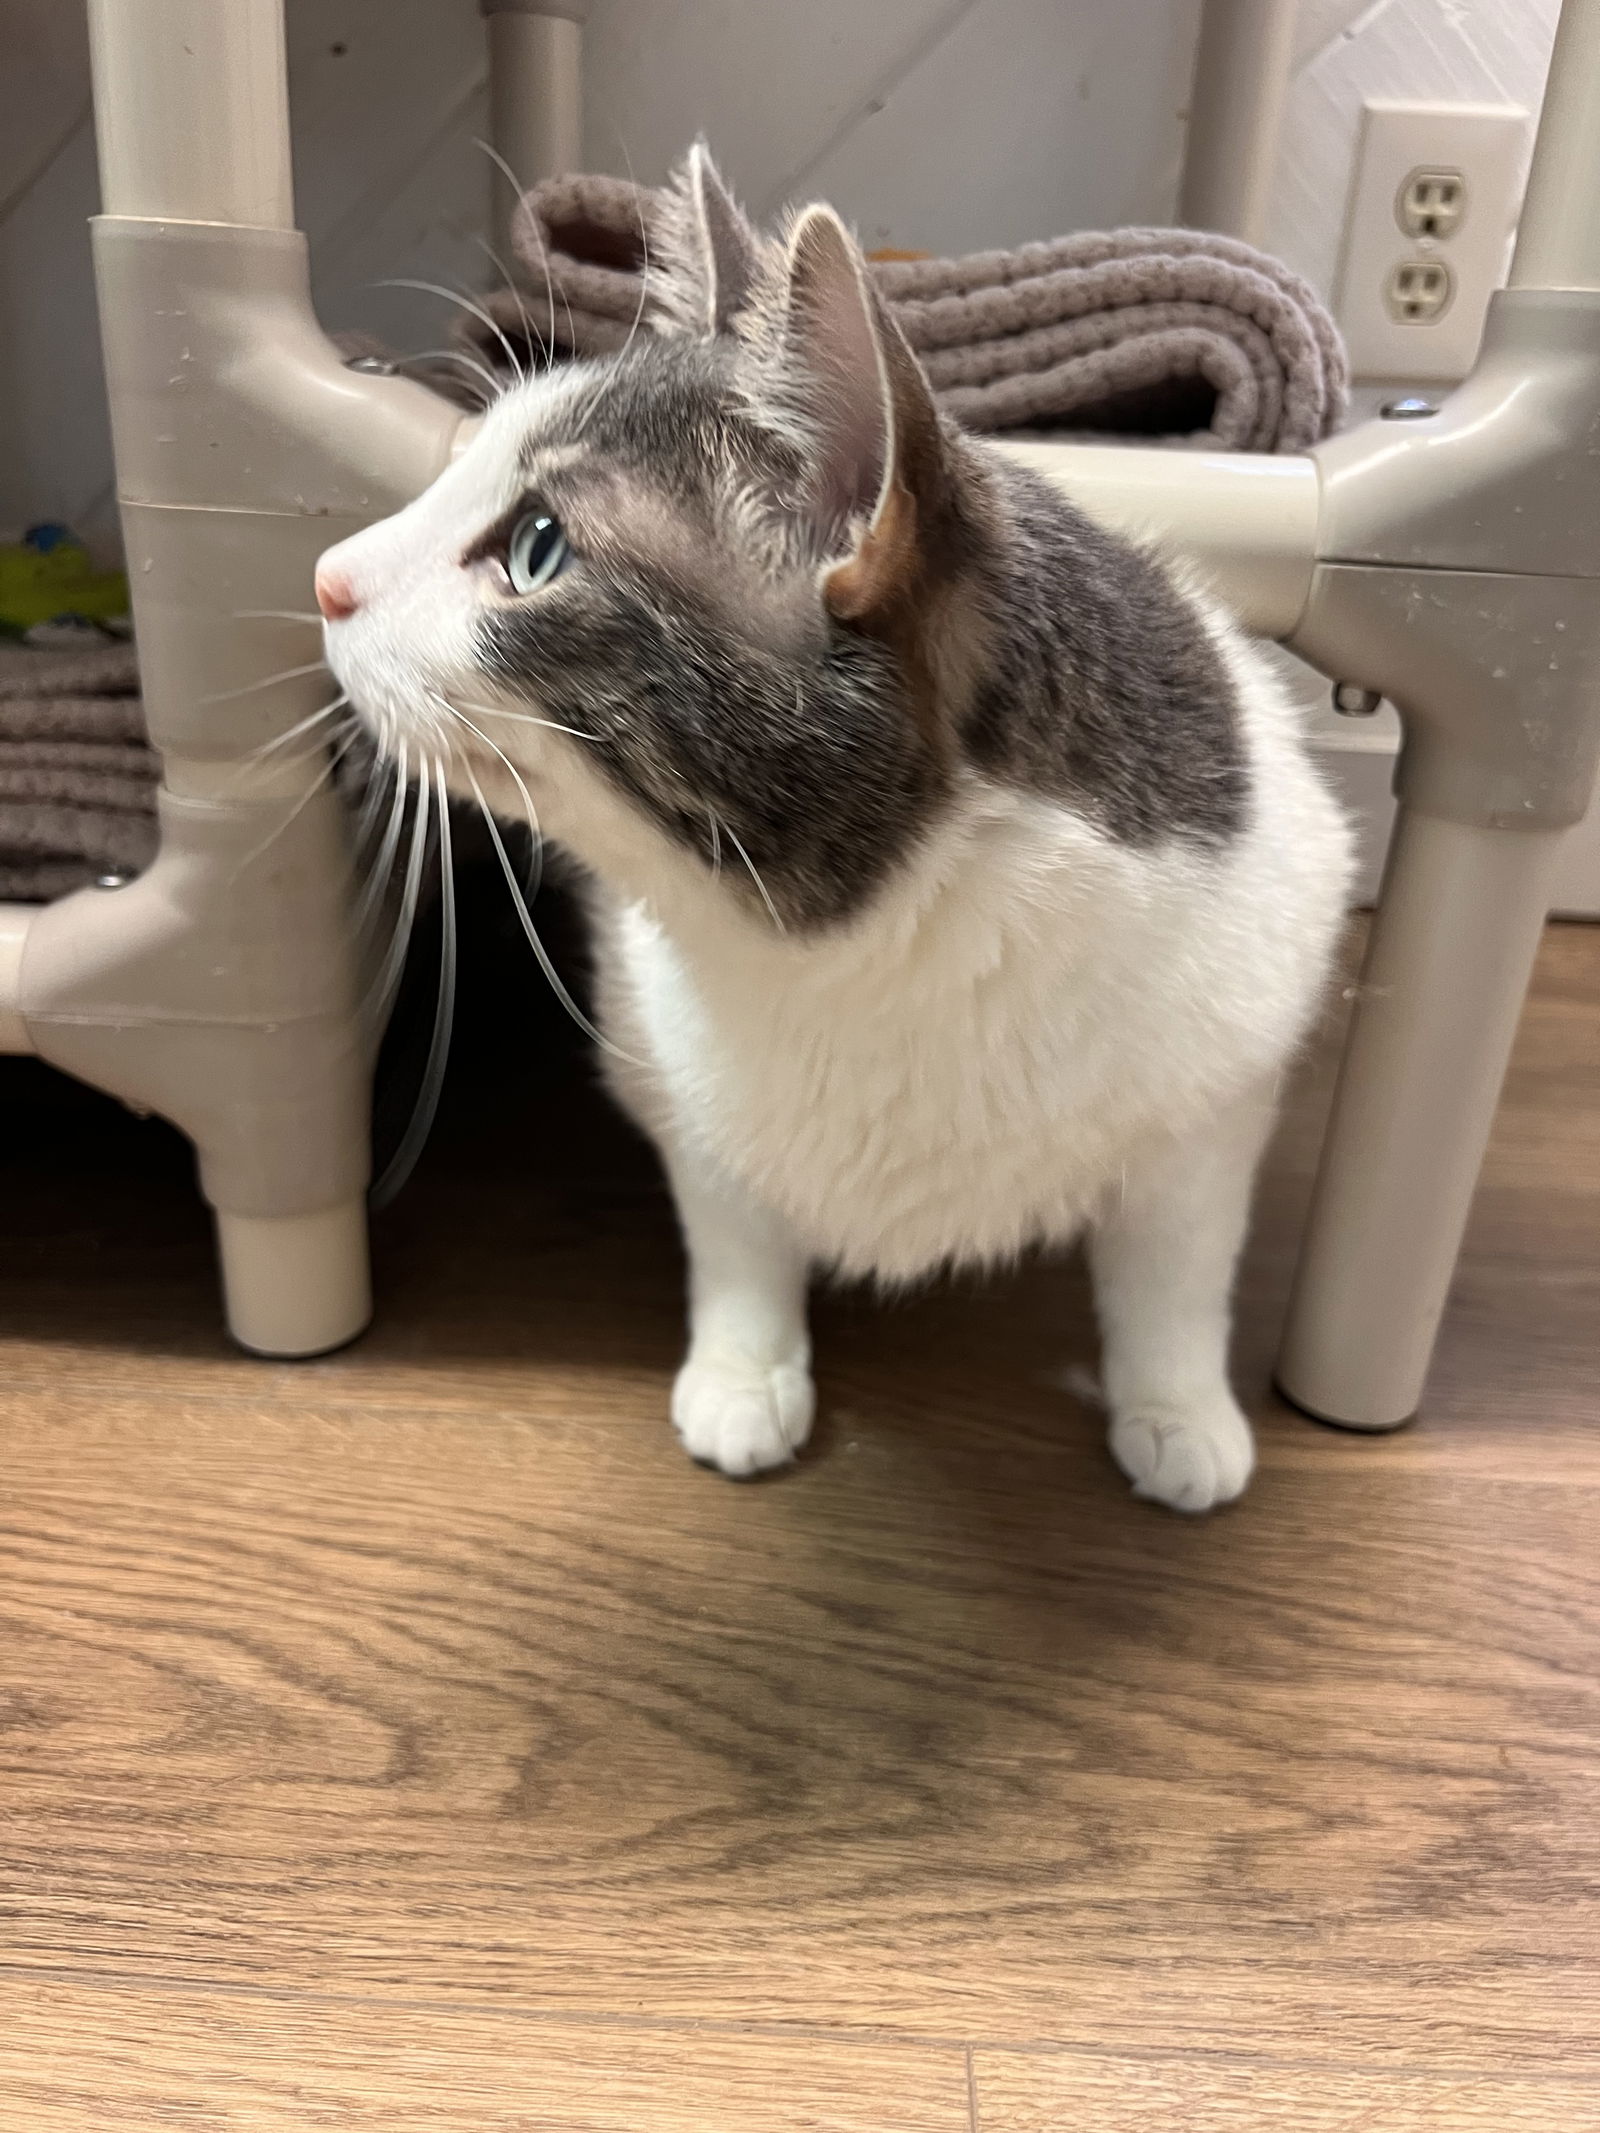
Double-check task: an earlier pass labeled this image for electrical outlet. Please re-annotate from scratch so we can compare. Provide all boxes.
[1384,257,1453,324]
[1335,102,1532,384]
[1396,168,1465,241]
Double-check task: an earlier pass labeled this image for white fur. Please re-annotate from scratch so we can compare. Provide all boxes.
[321,383,1352,1512]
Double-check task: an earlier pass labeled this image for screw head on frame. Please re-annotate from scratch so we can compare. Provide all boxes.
[1332,682,1383,718]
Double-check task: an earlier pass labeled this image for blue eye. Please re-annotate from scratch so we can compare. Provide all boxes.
[507,511,572,594]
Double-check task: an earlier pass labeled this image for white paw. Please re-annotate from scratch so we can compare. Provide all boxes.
[1109,1393,1255,1513]
[672,1353,815,1478]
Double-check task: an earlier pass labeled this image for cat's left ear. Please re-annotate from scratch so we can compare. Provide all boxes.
[776,205,949,624]
[652,141,762,338]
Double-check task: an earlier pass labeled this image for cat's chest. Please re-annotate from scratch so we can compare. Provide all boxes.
[615,900,1157,1277]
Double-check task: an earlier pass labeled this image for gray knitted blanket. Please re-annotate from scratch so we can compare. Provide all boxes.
[0,641,156,903]
[484,173,1346,452]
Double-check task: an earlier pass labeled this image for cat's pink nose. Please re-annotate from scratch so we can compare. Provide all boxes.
[315,562,358,622]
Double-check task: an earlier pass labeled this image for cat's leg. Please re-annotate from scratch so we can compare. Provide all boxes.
[1087,1091,1277,1513]
[664,1144,814,1479]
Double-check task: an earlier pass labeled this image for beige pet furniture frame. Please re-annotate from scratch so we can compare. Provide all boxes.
[2,0,1597,1432]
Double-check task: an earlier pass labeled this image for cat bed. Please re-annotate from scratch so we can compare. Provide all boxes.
[471,174,1346,452]
[0,639,155,902]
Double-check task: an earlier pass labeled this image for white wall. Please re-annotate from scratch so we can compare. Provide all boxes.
[1,0,1202,560]
[1267,0,1561,296]
[0,0,1565,559]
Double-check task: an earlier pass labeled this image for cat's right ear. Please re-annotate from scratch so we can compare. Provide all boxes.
[774,205,950,625]
[652,141,762,339]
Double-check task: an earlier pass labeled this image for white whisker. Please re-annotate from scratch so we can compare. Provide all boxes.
[454,695,594,742]
[364,748,432,1031]
[721,818,786,934]
[351,758,393,863]
[204,659,328,704]
[571,176,652,441]
[357,739,412,934]
[473,229,550,372]
[399,345,502,405]
[229,745,345,881]
[237,695,349,766]
[428,690,546,907]
[233,608,321,625]
[464,761,643,1067]
[471,135,574,366]
[707,807,723,878]
[378,276,527,387]
[370,755,458,1209]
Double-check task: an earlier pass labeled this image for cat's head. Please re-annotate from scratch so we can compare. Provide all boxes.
[319,146,994,932]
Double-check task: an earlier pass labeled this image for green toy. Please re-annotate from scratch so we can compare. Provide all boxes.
[0,523,129,636]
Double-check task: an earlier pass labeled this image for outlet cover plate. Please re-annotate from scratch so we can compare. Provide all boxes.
[1335,101,1531,384]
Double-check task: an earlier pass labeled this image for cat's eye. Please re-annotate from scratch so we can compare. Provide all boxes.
[506,511,572,595]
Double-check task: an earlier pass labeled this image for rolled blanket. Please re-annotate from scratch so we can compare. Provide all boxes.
[476,173,1345,451]
[0,641,158,901]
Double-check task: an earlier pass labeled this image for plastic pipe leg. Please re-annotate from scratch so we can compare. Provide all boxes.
[482,0,585,228]
[21,776,375,1361]
[216,1203,372,1358]
[0,904,32,1053]
[1178,0,1296,245]
[1277,810,1567,1430]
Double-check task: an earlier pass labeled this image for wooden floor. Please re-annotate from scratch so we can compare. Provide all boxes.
[1,900,1597,2131]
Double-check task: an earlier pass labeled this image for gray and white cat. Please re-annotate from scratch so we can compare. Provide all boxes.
[319,148,1351,1511]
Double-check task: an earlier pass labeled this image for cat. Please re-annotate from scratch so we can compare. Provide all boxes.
[318,146,1352,1512]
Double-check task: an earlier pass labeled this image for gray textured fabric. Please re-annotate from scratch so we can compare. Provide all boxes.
[488,174,1346,451]
[0,641,157,901]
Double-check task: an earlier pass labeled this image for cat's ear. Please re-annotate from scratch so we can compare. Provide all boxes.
[776,205,947,623]
[653,141,762,338]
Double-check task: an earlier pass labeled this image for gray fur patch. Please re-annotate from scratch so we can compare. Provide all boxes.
[951,462,1254,844]
[482,347,946,931]
[480,572,944,932]
[959,460,1249,846]
[471,338,1246,941]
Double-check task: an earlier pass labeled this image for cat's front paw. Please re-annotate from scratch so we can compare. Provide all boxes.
[672,1353,815,1478]
[1109,1393,1255,1512]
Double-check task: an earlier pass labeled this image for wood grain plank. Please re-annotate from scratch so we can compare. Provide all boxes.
[2,1359,1598,2065]
[0,1978,968,2131]
[1,914,1597,2091]
[973,2048,1600,2131]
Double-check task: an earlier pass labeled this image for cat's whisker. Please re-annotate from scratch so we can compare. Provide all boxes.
[370,754,459,1210]
[570,173,652,441]
[235,695,349,766]
[377,277,527,388]
[472,228,551,375]
[356,739,413,935]
[463,761,643,1068]
[706,807,723,878]
[203,659,328,705]
[428,690,547,907]
[232,608,322,625]
[363,744,433,1033]
[473,132,580,362]
[454,695,594,743]
[352,744,402,866]
[227,735,352,882]
[471,137,557,371]
[720,817,786,934]
[398,346,502,406]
